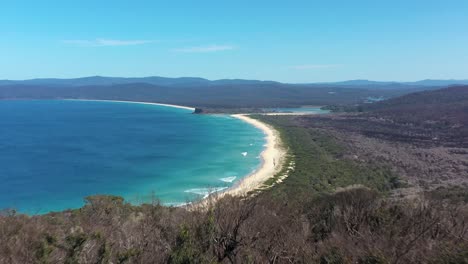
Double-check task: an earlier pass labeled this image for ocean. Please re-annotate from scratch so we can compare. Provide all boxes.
[0,100,265,214]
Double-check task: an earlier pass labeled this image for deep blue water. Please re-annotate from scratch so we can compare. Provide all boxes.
[0,100,265,214]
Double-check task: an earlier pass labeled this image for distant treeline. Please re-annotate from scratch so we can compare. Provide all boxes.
[0,82,439,110]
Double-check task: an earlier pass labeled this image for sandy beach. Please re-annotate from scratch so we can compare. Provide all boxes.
[224,114,286,196]
[67,99,286,204]
[186,114,286,209]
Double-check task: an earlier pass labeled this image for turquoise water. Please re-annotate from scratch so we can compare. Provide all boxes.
[365,96,386,103]
[0,100,265,214]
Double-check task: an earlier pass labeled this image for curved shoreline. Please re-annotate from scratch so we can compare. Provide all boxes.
[186,114,285,209]
[225,114,285,196]
[65,100,285,205]
[64,99,196,111]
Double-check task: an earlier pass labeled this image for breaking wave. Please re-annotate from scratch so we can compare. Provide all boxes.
[220,176,237,183]
[184,187,228,198]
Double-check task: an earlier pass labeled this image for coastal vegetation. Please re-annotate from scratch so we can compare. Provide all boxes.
[254,115,400,196]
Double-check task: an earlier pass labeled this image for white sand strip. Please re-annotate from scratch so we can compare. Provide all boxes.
[64,99,196,111]
[62,99,285,206]
[225,114,286,196]
[187,114,286,210]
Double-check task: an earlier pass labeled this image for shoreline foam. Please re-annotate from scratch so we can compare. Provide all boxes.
[187,114,286,209]
[224,114,286,197]
[67,99,285,205]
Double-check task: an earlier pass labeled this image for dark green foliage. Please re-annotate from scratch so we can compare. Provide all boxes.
[431,244,468,264]
[193,108,204,114]
[428,186,468,204]
[358,254,388,264]
[305,195,335,242]
[170,225,199,264]
[35,234,56,264]
[322,104,360,113]
[96,241,110,264]
[64,233,87,264]
[254,115,398,200]
[320,247,344,264]
[117,248,141,263]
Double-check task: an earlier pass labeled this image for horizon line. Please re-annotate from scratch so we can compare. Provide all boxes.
[1,75,468,84]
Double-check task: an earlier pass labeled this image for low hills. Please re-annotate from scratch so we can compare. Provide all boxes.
[363,86,468,146]
[2,76,468,88]
[1,76,464,109]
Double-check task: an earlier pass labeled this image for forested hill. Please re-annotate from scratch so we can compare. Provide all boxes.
[363,86,468,125]
[360,86,468,147]
[0,82,439,109]
[364,86,468,111]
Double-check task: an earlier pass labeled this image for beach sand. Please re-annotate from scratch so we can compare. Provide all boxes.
[186,114,286,209]
[65,99,196,111]
[66,99,286,205]
[225,114,286,196]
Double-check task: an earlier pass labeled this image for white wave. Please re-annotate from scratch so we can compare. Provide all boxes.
[241,152,248,156]
[249,143,254,146]
[164,201,189,207]
[184,187,228,198]
[220,176,237,183]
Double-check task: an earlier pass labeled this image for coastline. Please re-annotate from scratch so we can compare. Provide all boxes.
[188,113,286,208]
[225,114,286,196]
[64,99,196,111]
[187,114,285,209]
[65,99,285,205]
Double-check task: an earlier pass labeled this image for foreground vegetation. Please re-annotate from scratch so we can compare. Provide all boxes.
[2,112,467,263]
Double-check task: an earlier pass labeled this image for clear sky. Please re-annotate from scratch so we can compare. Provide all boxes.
[1,0,468,82]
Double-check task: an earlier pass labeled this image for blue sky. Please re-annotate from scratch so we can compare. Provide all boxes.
[1,0,468,82]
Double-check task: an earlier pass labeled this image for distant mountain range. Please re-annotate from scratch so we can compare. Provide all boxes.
[0,76,280,88]
[307,79,468,87]
[1,76,467,110]
[1,76,468,88]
